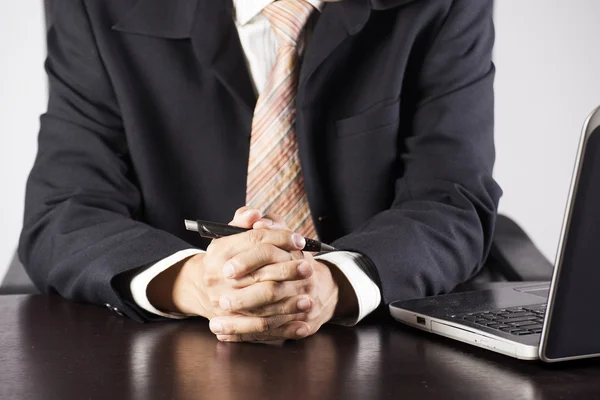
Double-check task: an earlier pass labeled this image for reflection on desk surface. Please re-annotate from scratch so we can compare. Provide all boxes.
[1,295,599,400]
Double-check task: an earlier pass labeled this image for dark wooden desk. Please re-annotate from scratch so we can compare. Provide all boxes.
[1,295,600,400]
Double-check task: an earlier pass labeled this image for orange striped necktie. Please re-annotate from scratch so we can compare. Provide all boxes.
[245,0,318,239]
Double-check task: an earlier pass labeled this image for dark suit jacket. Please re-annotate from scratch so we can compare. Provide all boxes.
[19,0,501,322]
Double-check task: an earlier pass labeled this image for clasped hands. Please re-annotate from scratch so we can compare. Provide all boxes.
[149,207,355,342]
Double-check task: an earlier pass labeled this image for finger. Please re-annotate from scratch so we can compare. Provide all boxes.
[231,259,312,288]
[238,295,312,317]
[215,321,311,342]
[209,313,306,335]
[230,207,263,229]
[217,229,306,261]
[225,244,292,279]
[253,213,289,231]
[220,280,308,312]
[224,244,307,280]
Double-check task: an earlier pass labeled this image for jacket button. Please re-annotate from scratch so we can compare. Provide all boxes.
[105,303,112,309]
[112,307,123,317]
[317,216,328,222]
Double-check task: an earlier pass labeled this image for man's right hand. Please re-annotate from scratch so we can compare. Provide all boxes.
[147,208,314,321]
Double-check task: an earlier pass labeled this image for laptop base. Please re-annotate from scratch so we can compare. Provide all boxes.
[390,283,549,360]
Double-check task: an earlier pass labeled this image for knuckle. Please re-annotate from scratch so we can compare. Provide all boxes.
[249,305,266,316]
[300,281,311,295]
[291,251,305,261]
[209,296,221,309]
[256,318,270,332]
[294,312,309,322]
[213,309,229,317]
[256,243,272,262]
[262,282,279,302]
[250,333,264,342]
[248,269,261,284]
[279,263,289,280]
[277,231,291,246]
[280,301,291,315]
[248,229,265,245]
[228,325,238,335]
[202,273,219,288]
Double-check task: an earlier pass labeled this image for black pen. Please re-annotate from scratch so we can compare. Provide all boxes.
[184,219,337,252]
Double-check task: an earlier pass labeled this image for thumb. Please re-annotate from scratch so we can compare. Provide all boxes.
[253,213,290,231]
[229,206,263,229]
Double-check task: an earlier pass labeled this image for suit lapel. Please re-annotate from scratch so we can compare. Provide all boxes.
[299,0,422,90]
[299,0,371,89]
[113,0,257,113]
[191,0,257,112]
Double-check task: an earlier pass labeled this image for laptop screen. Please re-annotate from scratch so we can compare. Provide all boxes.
[542,125,600,361]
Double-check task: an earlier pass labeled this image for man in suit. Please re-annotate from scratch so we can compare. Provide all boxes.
[19,0,501,342]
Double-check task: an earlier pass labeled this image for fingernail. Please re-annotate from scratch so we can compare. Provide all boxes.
[292,233,306,249]
[297,262,312,278]
[222,262,235,279]
[297,297,312,311]
[295,327,308,337]
[253,219,274,229]
[210,320,223,334]
[219,296,231,311]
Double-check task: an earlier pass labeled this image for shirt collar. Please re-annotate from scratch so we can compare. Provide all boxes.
[233,0,325,26]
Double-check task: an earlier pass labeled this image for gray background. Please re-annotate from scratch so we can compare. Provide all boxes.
[1,1,600,280]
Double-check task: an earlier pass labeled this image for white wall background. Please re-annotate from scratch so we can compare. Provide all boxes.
[494,0,600,262]
[0,1,46,281]
[1,1,600,280]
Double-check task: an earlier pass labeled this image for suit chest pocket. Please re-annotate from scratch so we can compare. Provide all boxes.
[335,99,401,138]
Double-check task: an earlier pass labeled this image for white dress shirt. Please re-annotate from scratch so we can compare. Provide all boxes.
[130,0,381,326]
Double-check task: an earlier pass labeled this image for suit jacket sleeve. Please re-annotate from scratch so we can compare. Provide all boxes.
[18,0,191,322]
[332,0,502,306]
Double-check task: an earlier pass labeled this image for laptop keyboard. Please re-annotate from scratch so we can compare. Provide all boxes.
[454,304,547,336]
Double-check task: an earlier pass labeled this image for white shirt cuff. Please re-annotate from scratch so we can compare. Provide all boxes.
[315,251,381,326]
[130,249,204,319]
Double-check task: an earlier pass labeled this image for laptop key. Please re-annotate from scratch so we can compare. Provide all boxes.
[482,314,499,320]
[524,305,547,313]
[514,330,535,336]
[518,323,543,330]
[503,316,538,323]
[508,320,541,328]
[503,312,535,318]
[487,324,511,329]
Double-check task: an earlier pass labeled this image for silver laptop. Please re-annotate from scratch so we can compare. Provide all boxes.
[390,106,600,362]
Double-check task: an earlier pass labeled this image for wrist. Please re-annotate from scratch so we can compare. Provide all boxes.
[147,254,211,318]
[319,261,359,320]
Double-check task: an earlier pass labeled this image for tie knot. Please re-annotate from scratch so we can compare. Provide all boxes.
[263,0,316,47]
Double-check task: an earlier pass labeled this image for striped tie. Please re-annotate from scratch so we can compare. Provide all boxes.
[246,0,318,239]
